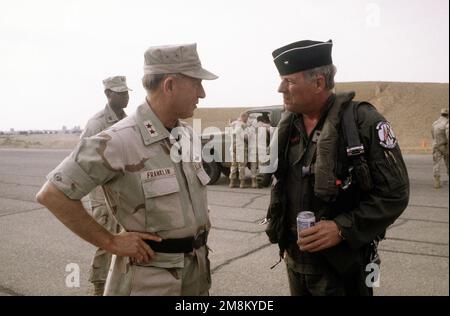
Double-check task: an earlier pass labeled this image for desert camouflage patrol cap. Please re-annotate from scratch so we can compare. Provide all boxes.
[441,108,448,115]
[103,76,132,92]
[143,43,218,80]
[272,39,333,75]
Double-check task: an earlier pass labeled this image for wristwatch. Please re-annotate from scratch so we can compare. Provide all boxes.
[338,229,346,240]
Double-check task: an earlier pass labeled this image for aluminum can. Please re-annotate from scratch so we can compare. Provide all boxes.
[297,211,316,233]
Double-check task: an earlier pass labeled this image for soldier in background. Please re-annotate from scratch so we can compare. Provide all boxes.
[248,114,272,188]
[431,108,449,189]
[81,76,132,295]
[229,112,250,188]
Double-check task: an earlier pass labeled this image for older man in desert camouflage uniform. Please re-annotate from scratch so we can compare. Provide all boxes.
[81,75,131,295]
[36,43,218,295]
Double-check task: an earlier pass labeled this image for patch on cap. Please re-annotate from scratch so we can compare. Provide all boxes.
[272,40,333,75]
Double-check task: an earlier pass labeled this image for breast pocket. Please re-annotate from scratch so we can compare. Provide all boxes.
[142,175,185,232]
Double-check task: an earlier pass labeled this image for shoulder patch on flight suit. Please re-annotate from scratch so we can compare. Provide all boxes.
[376,121,397,149]
[143,120,159,137]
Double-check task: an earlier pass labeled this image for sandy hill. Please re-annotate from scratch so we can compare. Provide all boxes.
[189,82,449,153]
[337,82,448,151]
[1,82,448,153]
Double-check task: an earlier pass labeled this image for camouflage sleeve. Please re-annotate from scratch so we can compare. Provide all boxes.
[47,132,123,200]
[446,122,449,142]
[80,119,103,139]
[334,104,410,249]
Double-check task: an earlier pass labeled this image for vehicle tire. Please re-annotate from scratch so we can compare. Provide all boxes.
[202,161,221,185]
[258,173,272,187]
[221,166,230,178]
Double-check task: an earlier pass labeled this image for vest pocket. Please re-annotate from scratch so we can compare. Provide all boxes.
[142,175,185,231]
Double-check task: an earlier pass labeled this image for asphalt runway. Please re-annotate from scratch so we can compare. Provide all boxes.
[0,148,448,296]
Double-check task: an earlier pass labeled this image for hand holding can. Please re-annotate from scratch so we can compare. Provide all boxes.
[297,211,316,239]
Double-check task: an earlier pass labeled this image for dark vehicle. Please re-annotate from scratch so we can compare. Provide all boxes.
[201,105,285,185]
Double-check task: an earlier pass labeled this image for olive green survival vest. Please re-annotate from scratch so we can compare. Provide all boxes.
[266,92,375,273]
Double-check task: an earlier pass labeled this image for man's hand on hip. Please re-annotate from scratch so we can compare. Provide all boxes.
[108,232,162,264]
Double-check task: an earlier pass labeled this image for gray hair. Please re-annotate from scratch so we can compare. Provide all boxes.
[303,64,337,90]
[142,73,181,92]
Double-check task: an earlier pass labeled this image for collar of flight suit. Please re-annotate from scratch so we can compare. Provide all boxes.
[104,103,125,124]
[135,99,181,147]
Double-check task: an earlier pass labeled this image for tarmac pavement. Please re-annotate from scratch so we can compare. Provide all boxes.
[0,148,448,296]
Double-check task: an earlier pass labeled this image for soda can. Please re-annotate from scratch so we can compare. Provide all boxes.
[297,211,316,233]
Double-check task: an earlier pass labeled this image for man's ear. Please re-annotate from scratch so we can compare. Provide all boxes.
[315,75,326,93]
[162,76,176,95]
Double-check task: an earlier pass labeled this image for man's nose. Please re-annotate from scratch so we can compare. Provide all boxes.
[278,80,287,93]
[198,84,206,99]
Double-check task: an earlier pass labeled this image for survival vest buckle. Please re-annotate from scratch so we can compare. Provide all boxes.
[346,145,365,157]
[301,163,315,177]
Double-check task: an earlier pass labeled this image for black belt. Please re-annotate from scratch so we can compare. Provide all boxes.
[145,231,208,254]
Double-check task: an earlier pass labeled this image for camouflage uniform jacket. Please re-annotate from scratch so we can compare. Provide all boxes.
[48,101,211,270]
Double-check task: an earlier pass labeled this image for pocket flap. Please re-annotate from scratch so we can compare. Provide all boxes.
[142,176,180,198]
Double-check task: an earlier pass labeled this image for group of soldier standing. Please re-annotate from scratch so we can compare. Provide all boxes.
[228,111,271,189]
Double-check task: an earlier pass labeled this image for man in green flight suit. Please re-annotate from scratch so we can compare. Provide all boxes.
[265,39,410,296]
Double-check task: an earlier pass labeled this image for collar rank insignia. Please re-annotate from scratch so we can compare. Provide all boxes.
[143,120,159,137]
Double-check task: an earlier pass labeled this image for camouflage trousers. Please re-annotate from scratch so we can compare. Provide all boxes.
[104,246,211,296]
[230,161,247,180]
[230,148,258,180]
[88,204,121,284]
[230,162,258,180]
[433,146,449,177]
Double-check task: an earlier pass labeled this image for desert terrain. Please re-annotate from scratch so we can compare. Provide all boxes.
[1,82,448,153]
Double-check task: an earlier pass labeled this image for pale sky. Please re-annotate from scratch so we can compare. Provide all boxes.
[1,0,448,130]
